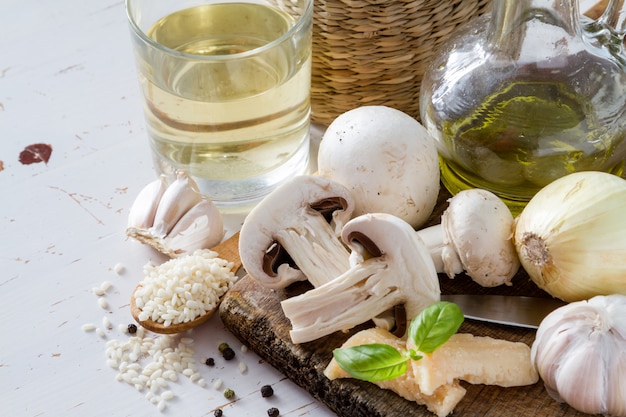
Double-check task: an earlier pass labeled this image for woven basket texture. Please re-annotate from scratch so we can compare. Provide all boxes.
[311,0,492,125]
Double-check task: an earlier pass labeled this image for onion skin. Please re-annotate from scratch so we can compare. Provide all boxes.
[513,171,626,302]
[531,294,626,416]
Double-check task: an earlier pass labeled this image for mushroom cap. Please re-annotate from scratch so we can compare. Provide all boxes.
[318,106,440,228]
[442,189,520,287]
[239,175,355,289]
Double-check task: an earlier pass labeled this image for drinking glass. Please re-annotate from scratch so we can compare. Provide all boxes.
[126,0,313,208]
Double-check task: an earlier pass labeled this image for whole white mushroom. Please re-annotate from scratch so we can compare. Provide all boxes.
[318,106,440,228]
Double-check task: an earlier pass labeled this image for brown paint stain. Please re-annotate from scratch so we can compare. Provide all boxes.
[19,143,52,165]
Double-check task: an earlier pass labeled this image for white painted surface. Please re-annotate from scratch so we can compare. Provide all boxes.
[0,0,602,416]
[0,1,331,416]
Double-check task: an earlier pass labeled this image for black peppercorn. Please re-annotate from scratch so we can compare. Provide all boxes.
[127,324,137,334]
[205,357,215,366]
[260,385,274,398]
[213,409,223,417]
[221,347,235,361]
[267,407,279,417]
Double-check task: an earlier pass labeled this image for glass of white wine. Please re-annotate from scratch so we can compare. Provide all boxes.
[126,0,313,209]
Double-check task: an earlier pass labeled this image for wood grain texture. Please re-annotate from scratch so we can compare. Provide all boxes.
[219,187,593,417]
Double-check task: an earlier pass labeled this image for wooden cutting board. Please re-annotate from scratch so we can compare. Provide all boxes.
[218,189,592,417]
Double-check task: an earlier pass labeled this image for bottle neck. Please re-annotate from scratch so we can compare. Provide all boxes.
[598,0,626,36]
[487,0,583,61]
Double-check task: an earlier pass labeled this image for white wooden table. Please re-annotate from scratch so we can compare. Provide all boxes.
[0,1,332,416]
[0,0,599,416]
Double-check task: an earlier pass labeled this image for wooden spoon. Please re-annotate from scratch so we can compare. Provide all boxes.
[129,232,242,334]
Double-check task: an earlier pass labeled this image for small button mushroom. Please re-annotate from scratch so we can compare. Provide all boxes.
[281,213,440,344]
[416,189,520,287]
[239,175,355,289]
[317,106,440,229]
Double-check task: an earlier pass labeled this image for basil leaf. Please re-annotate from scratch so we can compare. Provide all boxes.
[332,343,408,382]
[408,301,464,354]
[408,349,423,361]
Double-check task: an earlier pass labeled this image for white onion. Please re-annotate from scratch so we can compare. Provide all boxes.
[514,171,626,302]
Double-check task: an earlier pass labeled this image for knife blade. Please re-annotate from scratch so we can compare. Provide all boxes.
[440,294,567,329]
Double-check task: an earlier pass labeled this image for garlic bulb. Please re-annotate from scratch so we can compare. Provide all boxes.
[531,294,626,416]
[513,171,626,302]
[126,171,224,257]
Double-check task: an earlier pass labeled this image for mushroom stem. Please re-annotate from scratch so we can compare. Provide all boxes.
[415,224,447,274]
[416,224,466,278]
[275,213,351,288]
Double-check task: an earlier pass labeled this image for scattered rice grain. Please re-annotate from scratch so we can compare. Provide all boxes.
[98,297,109,310]
[102,316,112,330]
[92,287,105,296]
[212,378,223,390]
[82,323,96,332]
[161,390,175,400]
[157,399,166,411]
[103,325,205,410]
[113,263,125,275]
[238,361,247,374]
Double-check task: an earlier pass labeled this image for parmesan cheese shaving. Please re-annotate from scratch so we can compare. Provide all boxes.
[325,327,538,417]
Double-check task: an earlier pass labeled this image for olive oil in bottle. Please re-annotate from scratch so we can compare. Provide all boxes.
[438,80,626,207]
[420,0,626,213]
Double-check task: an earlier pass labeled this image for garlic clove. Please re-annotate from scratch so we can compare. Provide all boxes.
[161,199,224,257]
[150,170,202,238]
[127,175,167,229]
[125,171,225,258]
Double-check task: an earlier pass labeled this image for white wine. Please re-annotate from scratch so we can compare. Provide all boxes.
[136,2,312,206]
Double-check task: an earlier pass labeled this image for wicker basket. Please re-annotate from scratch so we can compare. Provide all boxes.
[311,0,492,125]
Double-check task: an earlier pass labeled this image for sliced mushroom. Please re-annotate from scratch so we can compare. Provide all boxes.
[280,213,440,344]
[239,175,355,290]
[416,189,520,287]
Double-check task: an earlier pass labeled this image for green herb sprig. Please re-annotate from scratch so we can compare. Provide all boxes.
[332,301,464,382]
